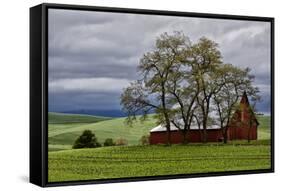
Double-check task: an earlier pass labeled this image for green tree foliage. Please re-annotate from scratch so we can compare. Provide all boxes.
[121,32,190,145]
[72,130,101,149]
[104,138,115,147]
[212,65,260,143]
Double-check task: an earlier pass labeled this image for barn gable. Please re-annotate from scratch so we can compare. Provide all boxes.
[227,92,259,140]
[228,92,259,125]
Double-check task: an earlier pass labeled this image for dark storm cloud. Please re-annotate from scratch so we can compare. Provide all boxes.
[48,55,139,82]
[49,91,122,111]
[48,9,271,113]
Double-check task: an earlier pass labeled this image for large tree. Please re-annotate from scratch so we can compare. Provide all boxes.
[186,37,223,143]
[120,32,190,145]
[121,32,260,145]
[165,62,199,143]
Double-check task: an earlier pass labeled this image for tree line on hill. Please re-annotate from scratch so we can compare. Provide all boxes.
[120,31,260,145]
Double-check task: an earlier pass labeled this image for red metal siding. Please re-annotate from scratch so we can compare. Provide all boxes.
[149,126,257,145]
[228,125,257,140]
[150,129,223,144]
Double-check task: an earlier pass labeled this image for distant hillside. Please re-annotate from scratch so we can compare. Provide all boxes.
[60,109,155,117]
[48,112,111,124]
[60,109,127,117]
[48,114,157,151]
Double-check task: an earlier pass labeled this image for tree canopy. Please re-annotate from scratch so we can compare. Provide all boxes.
[72,130,101,149]
[120,31,260,144]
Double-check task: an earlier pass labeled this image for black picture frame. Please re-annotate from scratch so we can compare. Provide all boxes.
[30,3,275,187]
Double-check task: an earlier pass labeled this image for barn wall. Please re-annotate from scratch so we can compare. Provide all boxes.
[150,125,257,144]
[228,125,257,140]
[150,129,223,144]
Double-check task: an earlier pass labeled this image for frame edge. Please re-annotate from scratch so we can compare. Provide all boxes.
[30,4,45,187]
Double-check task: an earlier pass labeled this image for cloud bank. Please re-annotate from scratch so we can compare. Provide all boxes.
[48,9,271,114]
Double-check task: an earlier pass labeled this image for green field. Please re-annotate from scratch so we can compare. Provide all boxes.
[48,144,271,182]
[48,113,271,182]
[257,115,271,140]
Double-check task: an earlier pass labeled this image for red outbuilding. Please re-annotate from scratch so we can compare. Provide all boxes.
[149,92,259,144]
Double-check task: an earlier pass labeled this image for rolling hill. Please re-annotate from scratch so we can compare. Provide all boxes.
[48,112,271,151]
[48,113,157,151]
[48,112,111,124]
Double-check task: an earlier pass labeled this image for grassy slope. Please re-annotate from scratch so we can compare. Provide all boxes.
[256,115,271,140]
[48,114,157,151]
[48,114,271,151]
[48,115,272,182]
[48,144,271,182]
[48,112,111,124]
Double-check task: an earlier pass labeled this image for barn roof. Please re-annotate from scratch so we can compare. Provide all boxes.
[150,123,220,132]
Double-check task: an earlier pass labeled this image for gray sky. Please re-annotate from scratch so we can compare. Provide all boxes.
[48,9,271,114]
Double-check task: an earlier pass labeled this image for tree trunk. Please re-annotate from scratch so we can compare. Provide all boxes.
[183,130,189,144]
[182,123,190,144]
[161,82,171,146]
[165,123,171,145]
[196,121,203,142]
[202,98,211,143]
[223,127,228,144]
[203,130,207,143]
[202,117,207,143]
[199,128,203,142]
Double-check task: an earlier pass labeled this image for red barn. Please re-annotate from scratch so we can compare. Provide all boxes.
[149,92,259,144]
